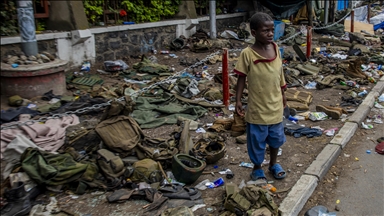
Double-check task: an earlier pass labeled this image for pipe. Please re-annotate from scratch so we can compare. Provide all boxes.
[324,0,329,24]
[351,10,354,32]
[306,26,312,59]
[222,48,229,108]
[16,0,38,56]
[307,0,313,27]
[209,0,217,39]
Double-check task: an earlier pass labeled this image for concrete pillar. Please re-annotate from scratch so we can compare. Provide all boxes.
[16,0,38,56]
[209,0,217,39]
[47,1,89,31]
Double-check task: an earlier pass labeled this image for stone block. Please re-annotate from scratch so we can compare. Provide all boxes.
[361,91,379,108]
[330,122,358,148]
[279,175,318,216]
[305,144,341,180]
[371,82,384,94]
[347,104,370,125]
[109,41,121,50]
[103,52,115,61]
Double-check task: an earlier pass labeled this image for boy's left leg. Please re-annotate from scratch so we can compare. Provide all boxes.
[266,122,287,179]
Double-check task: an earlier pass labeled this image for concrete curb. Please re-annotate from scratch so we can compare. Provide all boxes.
[279,80,384,215]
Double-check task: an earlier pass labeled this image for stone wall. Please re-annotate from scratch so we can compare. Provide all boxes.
[94,25,176,62]
[1,39,57,58]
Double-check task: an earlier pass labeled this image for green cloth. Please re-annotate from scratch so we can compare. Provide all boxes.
[21,148,99,187]
[36,101,62,113]
[131,92,207,129]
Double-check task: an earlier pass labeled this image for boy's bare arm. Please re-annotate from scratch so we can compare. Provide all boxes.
[235,76,246,116]
[282,88,287,107]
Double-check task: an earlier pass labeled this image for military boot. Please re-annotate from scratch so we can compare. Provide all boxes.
[209,118,233,132]
[0,182,31,216]
[315,105,343,120]
[231,113,246,137]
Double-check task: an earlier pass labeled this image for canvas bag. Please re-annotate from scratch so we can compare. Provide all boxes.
[95,115,144,158]
[97,149,126,179]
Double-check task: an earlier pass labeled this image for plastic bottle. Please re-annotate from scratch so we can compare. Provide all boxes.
[368,77,377,84]
[358,90,368,97]
[345,80,357,87]
[340,81,346,86]
[262,184,277,193]
[160,50,169,54]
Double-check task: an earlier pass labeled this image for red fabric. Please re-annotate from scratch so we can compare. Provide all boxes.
[234,68,246,76]
[375,142,384,154]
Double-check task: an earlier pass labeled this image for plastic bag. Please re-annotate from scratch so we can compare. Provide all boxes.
[104,60,129,72]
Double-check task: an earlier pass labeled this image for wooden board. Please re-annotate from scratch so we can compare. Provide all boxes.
[344,20,374,34]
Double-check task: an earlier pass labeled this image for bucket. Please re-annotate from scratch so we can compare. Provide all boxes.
[172,154,206,184]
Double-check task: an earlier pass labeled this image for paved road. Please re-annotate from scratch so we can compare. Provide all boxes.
[303,110,384,216]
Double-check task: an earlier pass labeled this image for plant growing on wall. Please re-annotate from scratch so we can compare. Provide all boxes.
[0,0,18,36]
[121,0,181,23]
[83,0,103,24]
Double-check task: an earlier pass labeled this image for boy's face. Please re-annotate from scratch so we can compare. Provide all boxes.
[251,21,274,44]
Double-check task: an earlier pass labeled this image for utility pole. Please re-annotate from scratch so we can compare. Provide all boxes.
[209,0,217,39]
[307,0,313,27]
[16,0,38,56]
[324,0,329,24]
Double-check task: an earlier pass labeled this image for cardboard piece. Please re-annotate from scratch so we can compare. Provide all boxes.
[344,20,374,34]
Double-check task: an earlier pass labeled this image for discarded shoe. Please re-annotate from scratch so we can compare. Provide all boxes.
[160,184,202,200]
[235,134,247,144]
[209,118,233,132]
[0,182,32,216]
[315,105,342,120]
[231,113,246,137]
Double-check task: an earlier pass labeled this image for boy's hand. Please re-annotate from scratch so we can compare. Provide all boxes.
[283,93,287,108]
[235,101,245,116]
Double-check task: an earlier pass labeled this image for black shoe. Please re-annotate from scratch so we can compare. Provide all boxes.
[0,182,31,216]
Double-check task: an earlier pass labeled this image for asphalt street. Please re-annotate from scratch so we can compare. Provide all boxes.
[313,118,384,216]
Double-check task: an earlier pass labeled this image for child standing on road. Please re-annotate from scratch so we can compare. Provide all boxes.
[234,12,287,181]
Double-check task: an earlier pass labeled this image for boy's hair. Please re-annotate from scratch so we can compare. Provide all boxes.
[250,12,273,31]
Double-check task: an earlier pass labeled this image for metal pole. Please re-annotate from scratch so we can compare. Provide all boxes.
[222,48,229,108]
[351,9,354,32]
[306,26,312,59]
[209,0,217,39]
[324,0,329,24]
[307,0,313,27]
[16,0,38,56]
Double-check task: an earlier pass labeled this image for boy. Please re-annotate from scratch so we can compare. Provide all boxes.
[234,12,287,181]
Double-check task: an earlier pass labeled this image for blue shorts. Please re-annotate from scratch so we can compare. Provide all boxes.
[246,122,286,166]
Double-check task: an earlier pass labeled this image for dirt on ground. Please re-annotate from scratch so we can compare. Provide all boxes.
[0,36,379,216]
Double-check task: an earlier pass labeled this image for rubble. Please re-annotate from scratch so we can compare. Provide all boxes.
[2,52,57,65]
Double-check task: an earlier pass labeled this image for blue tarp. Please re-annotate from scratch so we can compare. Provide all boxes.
[337,0,349,11]
[374,22,384,30]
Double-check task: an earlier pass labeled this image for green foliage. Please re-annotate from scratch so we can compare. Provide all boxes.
[0,0,18,36]
[122,0,181,23]
[83,0,104,24]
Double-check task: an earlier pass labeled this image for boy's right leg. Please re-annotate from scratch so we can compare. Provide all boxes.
[247,123,268,181]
